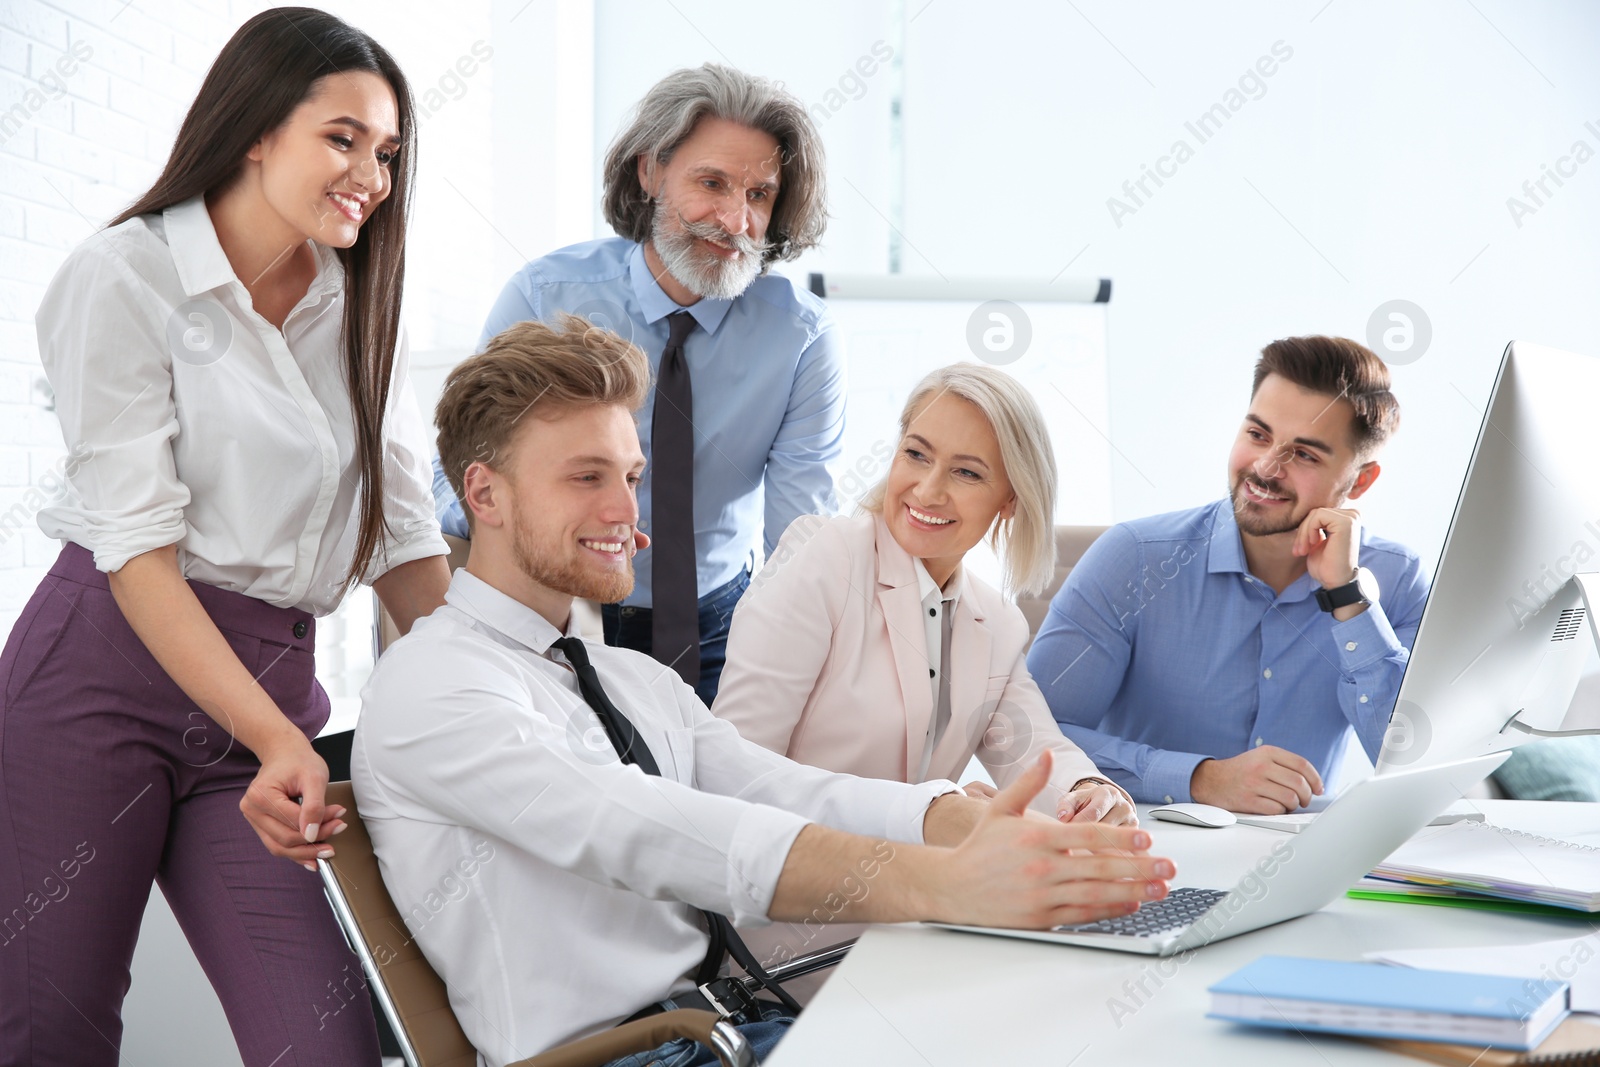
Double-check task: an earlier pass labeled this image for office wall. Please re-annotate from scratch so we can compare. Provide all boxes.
[898,0,1600,568]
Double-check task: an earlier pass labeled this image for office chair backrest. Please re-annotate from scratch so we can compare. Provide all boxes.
[319,781,480,1067]
[378,535,472,652]
[1014,525,1109,644]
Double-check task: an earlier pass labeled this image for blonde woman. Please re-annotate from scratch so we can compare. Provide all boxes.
[715,364,1134,823]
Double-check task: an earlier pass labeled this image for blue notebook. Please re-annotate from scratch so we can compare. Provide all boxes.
[1208,956,1569,1051]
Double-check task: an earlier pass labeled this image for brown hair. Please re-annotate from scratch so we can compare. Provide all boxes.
[112,7,415,589]
[435,314,650,526]
[600,63,828,268]
[1252,335,1401,455]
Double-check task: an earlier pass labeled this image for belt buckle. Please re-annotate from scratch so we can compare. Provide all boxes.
[697,977,760,1025]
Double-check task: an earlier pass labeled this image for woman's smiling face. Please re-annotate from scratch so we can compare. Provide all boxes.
[248,71,400,248]
[883,392,1017,585]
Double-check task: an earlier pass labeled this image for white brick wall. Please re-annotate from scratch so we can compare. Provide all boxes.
[0,0,226,639]
[0,0,500,645]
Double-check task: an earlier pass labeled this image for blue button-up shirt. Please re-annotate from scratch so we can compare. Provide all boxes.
[1026,499,1429,803]
[437,238,846,607]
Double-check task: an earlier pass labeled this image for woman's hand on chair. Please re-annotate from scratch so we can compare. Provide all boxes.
[239,727,348,870]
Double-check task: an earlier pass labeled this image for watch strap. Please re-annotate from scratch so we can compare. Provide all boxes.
[1315,572,1369,612]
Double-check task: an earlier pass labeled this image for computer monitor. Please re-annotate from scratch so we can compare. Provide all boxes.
[1374,340,1600,773]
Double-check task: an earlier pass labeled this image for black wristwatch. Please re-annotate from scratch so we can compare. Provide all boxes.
[1315,566,1379,613]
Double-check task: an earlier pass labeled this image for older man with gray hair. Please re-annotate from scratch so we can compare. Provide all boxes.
[434,63,842,705]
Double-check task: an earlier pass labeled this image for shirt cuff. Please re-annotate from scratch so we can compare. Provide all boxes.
[1330,602,1403,673]
[724,804,811,927]
[364,528,450,584]
[1143,749,1209,805]
[89,522,186,574]
[898,779,962,845]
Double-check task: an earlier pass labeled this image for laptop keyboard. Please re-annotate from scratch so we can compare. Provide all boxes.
[1056,887,1228,938]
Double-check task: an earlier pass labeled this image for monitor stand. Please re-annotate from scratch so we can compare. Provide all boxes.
[1505,572,1600,739]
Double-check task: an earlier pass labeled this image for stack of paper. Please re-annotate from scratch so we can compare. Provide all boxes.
[1370,821,1600,912]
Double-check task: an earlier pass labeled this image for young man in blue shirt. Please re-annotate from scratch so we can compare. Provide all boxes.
[1028,336,1428,813]
[434,64,842,704]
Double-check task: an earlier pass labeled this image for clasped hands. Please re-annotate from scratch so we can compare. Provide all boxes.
[961,773,1137,826]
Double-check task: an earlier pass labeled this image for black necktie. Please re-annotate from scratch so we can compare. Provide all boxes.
[651,311,700,687]
[550,635,800,1012]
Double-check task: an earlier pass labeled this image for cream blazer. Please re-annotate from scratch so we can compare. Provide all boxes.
[714,511,1110,811]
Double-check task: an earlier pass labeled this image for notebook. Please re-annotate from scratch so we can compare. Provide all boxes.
[1365,1017,1600,1066]
[1372,822,1600,912]
[1207,956,1569,1050]
[1365,936,1600,1012]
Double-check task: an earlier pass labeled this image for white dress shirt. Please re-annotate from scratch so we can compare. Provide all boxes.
[35,196,445,615]
[352,569,958,1065]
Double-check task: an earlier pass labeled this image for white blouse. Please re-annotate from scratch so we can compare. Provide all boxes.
[913,556,963,780]
[36,196,445,616]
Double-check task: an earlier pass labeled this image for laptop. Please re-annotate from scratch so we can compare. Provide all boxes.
[930,752,1508,957]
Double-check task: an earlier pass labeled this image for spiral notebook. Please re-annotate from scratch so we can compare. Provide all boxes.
[1366,1017,1600,1065]
[1370,821,1600,912]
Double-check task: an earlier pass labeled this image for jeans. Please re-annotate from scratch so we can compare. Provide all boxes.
[601,1007,793,1067]
[602,569,750,706]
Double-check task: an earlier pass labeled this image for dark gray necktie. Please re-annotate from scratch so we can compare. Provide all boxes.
[651,311,700,687]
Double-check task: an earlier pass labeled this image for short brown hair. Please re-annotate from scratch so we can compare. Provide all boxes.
[434,314,650,525]
[1252,335,1401,456]
[600,63,828,268]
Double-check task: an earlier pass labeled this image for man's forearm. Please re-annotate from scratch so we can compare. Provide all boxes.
[768,781,1172,935]
[768,824,944,926]
[921,791,987,846]
[769,791,1086,928]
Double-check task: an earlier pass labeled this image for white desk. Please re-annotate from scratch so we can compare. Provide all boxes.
[767,801,1600,1067]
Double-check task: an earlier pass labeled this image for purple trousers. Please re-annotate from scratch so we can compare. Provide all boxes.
[0,544,380,1066]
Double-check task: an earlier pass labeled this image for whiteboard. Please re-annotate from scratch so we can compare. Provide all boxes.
[407,292,1114,594]
[817,294,1112,590]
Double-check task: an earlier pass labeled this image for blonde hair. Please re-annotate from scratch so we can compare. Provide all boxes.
[434,314,650,526]
[861,364,1058,597]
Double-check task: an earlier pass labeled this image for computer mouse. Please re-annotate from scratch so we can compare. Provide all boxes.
[1148,803,1237,828]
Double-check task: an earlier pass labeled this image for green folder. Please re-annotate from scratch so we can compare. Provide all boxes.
[1346,887,1596,919]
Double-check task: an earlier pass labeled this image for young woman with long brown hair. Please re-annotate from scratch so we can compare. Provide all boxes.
[0,9,449,1064]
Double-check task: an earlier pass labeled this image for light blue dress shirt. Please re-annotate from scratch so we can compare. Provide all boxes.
[438,238,846,606]
[433,459,469,539]
[1026,499,1429,804]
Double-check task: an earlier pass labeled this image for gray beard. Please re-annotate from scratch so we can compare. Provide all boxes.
[650,208,765,300]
